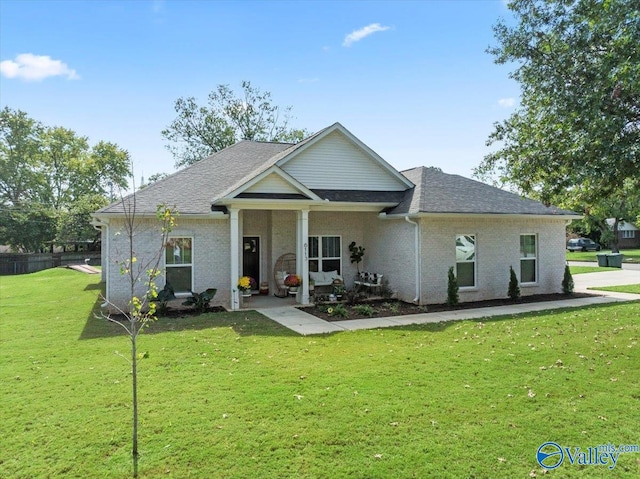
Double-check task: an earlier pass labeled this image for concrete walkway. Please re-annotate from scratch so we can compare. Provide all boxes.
[258,268,639,335]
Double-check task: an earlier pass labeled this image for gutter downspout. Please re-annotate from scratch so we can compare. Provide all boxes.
[405,216,420,303]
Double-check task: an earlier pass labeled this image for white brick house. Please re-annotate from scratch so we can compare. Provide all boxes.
[94,123,579,311]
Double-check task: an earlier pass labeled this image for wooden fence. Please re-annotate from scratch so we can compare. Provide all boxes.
[0,252,101,275]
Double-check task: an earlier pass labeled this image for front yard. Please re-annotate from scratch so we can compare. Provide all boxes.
[1,269,639,478]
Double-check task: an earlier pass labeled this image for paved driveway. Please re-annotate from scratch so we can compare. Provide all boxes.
[571,266,640,292]
[568,260,640,271]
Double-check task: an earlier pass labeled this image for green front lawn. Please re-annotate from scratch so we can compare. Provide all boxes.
[566,248,640,263]
[1,269,639,478]
[589,284,640,295]
[569,265,621,274]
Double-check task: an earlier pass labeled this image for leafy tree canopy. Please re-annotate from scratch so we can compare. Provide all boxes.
[162,81,310,168]
[476,0,639,210]
[0,107,131,252]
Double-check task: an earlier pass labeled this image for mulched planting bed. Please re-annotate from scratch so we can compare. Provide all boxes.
[300,293,596,322]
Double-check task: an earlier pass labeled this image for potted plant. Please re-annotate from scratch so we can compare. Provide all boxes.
[284,274,301,292]
[237,276,257,297]
[349,241,366,275]
[332,280,345,300]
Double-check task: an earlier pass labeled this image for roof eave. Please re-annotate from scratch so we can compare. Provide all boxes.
[218,198,399,212]
[92,211,224,220]
[380,212,583,220]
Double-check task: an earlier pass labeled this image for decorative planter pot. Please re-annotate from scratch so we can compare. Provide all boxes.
[259,282,269,295]
[241,291,252,298]
[289,286,298,293]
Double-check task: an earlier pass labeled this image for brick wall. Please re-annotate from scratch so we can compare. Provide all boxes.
[105,211,569,310]
[617,232,640,249]
[419,216,567,304]
[106,216,230,311]
[368,217,418,302]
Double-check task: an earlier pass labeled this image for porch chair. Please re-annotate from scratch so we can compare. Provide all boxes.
[273,253,296,298]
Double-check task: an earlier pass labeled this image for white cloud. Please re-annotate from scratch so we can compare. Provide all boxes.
[152,0,165,14]
[498,97,516,108]
[0,53,79,81]
[343,23,391,47]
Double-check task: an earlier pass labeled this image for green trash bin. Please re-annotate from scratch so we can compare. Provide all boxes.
[606,253,623,268]
[596,254,608,267]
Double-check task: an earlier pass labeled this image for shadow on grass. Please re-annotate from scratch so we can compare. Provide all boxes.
[80,304,299,341]
[83,282,103,291]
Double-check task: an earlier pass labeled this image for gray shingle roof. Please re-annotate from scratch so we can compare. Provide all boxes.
[98,140,294,215]
[387,167,577,216]
[97,138,577,218]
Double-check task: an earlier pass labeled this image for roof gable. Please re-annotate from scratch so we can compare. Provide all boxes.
[278,123,413,192]
[225,166,321,201]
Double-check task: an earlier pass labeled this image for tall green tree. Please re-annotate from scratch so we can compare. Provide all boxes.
[0,107,44,207]
[476,0,639,210]
[575,178,640,252]
[0,203,56,253]
[162,81,309,168]
[0,107,131,252]
[56,194,109,250]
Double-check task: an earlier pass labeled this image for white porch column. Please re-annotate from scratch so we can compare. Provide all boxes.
[297,209,310,305]
[229,208,240,310]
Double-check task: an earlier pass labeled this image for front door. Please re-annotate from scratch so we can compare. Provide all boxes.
[242,237,260,289]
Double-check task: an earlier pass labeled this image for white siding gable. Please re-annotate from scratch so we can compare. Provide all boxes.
[281,131,407,191]
[244,173,303,195]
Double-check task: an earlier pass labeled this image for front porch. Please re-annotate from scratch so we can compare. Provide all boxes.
[237,292,298,310]
[228,208,378,310]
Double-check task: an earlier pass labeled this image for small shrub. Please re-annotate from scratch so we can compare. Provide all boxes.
[353,304,375,317]
[447,267,459,306]
[182,288,217,313]
[382,301,400,314]
[151,282,176,316]
[328,303,349,319]
[562,264,574,294]
[508,266,521,300]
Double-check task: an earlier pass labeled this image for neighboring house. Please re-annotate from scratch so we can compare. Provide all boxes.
[605,219,640,249]
[93,123,579,311]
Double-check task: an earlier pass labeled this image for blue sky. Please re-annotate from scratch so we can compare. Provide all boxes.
[1,0,518,183]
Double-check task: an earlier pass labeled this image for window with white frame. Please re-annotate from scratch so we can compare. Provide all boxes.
[165,237,193,293]
[309,236,341,273]
[520,234,537,283]
[622,230,635,239]
[456,234,476,288]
